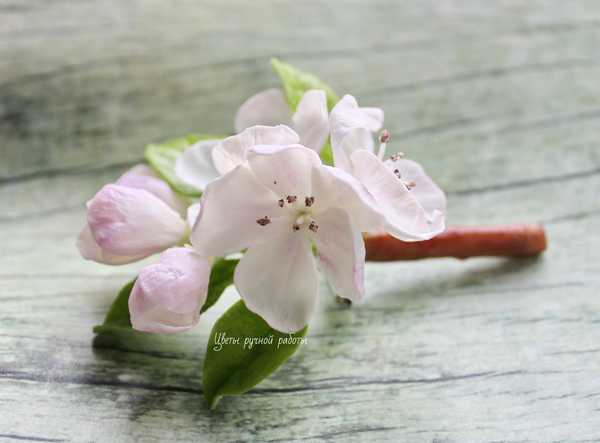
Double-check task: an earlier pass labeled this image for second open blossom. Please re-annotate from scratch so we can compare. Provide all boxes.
[191,145,385,333]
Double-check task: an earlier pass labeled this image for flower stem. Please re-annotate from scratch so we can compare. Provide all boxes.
[364,224,547,262]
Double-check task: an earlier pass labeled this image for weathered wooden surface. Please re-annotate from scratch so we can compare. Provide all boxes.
[2,1,600,441]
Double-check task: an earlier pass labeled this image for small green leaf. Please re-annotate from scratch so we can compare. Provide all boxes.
[203,300,308,409]
[145,133,227,197]
[200,258,240,315]
[270,57,340,113]
[93,278,136,334]
[319,139,334,166]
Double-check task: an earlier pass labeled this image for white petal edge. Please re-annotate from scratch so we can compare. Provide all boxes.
[351,150,442,241]
[234,88,292,133]
[390,158,447,220]
[174,139,222,192]
[310,206,365,303]
[310,164,385,232]
[211,125,299,176]
[329,94,384,172]
[234,227,318,333]
[291,90,330,153]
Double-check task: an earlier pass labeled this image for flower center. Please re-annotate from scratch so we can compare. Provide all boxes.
[255,195,319,233]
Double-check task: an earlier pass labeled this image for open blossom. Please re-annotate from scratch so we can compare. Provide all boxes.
[129,247,211,334]
[76,164,191,265]
[191,145,385,333]
[235,89,330,152]
[330,95,446,241]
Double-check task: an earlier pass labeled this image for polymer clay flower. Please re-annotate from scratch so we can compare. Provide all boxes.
[129,247,211,334]
[191,145,385,333]
[234,89,330,152]
[76,164,190,265]
[330,95,446,241]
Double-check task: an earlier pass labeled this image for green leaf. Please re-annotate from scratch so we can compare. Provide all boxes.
[145,133,227,197]
[200,258,240,315]
[203,300,308,409]
[270,57,340,113]
[93,278,136,334]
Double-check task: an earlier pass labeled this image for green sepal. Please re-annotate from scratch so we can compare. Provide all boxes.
[145,133,227,197]
[270,57,340,113]
[200,258,240,315]
[203,300,308,409]
[93,278,136,334]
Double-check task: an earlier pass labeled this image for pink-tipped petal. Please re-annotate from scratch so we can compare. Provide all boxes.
[234,89,292,133]
[234,227,318,333]
[117,170,190,218]
[76,225,150,265]
[310,206,365,303]
[174,139,222,192]
[87,184,189,256]
[291,90,330,153]
[129,248,211,334]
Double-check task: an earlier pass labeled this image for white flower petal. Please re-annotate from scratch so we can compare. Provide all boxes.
[329,95,384,172]
[390,159,447,220]
[234,227,318,333]
[310,206,365,302]
[174,139,222,192]
[291,90,330,153]
[351,150,442,241]
[234,88,292,133]
[311,164,385,232]
[212,125,299,175]
[186,202,201,229]
[76,225,150,265]
[191,165,287,257]
[87,184,189,256]
[246,144,320,198]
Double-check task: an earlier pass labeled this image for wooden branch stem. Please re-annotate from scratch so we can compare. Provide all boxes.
[363,224,547,262]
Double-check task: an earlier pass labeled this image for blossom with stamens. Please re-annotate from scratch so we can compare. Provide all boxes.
[191,145,385,333]
[330,95,446,241]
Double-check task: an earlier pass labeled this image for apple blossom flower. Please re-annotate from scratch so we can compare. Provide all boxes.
[330,95,446,241]
[234,89,330,152]
[191,144,385,333]
[129,247,211,334]
[76,164,191,265]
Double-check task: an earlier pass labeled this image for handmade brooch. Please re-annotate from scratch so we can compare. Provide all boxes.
[77,58,546,408]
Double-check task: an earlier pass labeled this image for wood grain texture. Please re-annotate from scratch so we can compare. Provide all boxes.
[1,1,600,441]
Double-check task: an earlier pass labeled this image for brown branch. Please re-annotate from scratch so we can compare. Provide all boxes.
[364,224,547,261]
